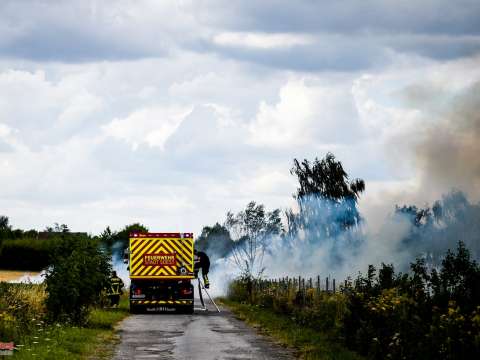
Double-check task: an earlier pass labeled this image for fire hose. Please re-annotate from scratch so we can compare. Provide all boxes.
[198,279,220,313]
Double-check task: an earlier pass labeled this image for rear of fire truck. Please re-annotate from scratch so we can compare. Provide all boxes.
[127,232,195,313]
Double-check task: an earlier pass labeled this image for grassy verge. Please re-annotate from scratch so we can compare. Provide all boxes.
[219,299,363,360]
[12,296,129,360]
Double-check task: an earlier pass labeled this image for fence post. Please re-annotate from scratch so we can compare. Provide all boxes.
[326,277,329,293]
[302,277,306,305]
[317,275,320,294]
[333,278,336,293]
[298,276,301,292]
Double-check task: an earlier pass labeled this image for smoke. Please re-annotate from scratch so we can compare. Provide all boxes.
[207,190,479,294]
[414,81,480,200]
[111,241,130,287]
[160,80,480,295]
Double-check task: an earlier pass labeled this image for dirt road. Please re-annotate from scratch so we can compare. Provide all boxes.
[113,303,295,360]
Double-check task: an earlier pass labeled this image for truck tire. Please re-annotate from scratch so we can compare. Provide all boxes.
[176,305,194,314]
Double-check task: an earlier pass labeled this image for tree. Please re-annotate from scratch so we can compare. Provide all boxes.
[289,152,365,237]
[0,215,11,244]
[54,223,70,233]
[99,226,115,248]
[106,223,149,259]
[394,190,480,264]
[195,223,233,261]
[225,201,283,279]
[45,234,111,324]
[0,216,10,230]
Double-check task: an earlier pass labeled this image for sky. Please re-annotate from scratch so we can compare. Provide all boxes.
[1,0,479,236]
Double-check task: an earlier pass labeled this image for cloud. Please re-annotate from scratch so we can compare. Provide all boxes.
[249,78,361,148]
[213,32,314,49]
[0,69,103,149]
[0,1,478,71]
[0,1,478,242]
[198,0,480,36]
[102,106,193,150]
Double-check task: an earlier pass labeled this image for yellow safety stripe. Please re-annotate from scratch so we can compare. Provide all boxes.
[130,300,193,305]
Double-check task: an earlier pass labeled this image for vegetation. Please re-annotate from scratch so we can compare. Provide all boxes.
[395,190,480,262]
[226,201,283,279]
[195,223,233,261]
[99,223,148,249]
[343,241,480,359]
[45,234,112,324]
[0,237,55,270]
[0,282,129,359]
[289,152,365,235]
[221,298,363,360]
[0,216,93,271]
[226,242,480,360]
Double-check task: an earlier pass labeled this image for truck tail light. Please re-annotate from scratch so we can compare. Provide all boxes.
[181,288,192,296]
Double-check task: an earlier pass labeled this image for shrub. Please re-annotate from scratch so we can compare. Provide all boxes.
[45,234,111,325]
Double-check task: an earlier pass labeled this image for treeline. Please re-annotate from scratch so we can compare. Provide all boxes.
[0,219,74,270]
[228,242,480,359]
[0,216,148,271]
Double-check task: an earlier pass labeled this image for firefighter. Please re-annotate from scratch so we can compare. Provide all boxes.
[107,271,124,307]
[194,249,210,289]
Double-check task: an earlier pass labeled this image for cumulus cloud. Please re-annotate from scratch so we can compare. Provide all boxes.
[249,78,361,148]
[102,106,193,150]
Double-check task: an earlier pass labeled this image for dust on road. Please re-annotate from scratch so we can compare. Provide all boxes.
[113,304,295,360]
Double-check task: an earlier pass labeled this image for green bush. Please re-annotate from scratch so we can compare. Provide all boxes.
[45,235,111,325]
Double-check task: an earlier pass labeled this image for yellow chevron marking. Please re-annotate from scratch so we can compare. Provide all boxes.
[131,240,170,271]
[129,235,194,279]
[131,240,161,272]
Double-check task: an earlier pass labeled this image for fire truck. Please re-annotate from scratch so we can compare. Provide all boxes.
[127,232,195,313]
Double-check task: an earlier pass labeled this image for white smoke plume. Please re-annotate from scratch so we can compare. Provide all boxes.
[206,80,480,293]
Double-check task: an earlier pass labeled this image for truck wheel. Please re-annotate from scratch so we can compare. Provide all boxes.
[176,305,194,314]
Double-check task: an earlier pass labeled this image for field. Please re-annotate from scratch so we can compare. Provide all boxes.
[0,270,41,282]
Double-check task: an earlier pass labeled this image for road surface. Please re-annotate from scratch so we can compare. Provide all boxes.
[113,302,295,360]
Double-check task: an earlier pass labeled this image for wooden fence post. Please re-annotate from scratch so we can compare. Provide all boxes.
[333,278,336,293]
[326,277,329,293]
[302,277,306,305]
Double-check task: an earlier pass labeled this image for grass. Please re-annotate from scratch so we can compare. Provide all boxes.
[220,298,364,360]
[11,295,130,359]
